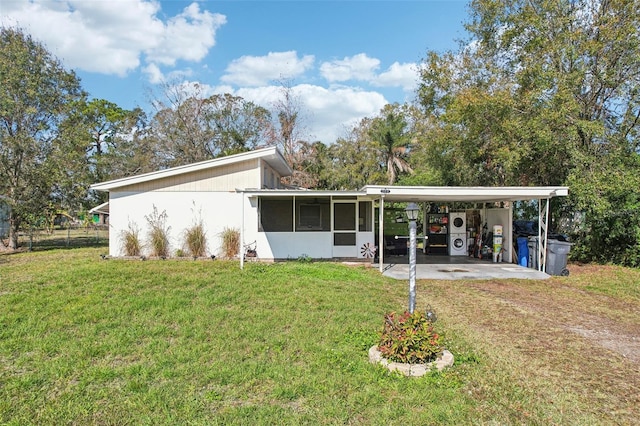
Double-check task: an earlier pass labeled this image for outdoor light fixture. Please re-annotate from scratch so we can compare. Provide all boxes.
[405,202,419,221]
[405,202,419,313]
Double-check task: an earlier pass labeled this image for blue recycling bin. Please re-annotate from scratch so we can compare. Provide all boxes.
[517,237,529,267]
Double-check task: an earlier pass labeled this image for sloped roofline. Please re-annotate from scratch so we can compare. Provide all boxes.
[89,201,110,214]
[90,146,292,192]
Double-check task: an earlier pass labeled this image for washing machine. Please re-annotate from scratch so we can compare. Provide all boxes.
[449,212,467,256]
[449,233,467,255]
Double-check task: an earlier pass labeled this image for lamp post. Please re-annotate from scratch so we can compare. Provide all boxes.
[405,202,419,314]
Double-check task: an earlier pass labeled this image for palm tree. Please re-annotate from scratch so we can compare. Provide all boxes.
[368,105,413,185]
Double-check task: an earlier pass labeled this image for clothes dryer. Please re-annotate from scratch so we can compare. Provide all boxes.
[449,212,466,233]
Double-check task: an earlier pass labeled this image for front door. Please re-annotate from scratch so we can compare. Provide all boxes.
[332,201,357,258]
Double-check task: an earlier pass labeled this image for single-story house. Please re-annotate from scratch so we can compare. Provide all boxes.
[89,201,109,226]
[90,147,568,271]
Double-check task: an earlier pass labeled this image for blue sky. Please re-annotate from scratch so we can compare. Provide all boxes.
[2,0,470,143]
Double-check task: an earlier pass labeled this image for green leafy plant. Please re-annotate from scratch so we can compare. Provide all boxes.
[120,222,142,256]
[145,206,170,258]
[184,221,207,258]
[220,227,240,259]
[378,311,443,364]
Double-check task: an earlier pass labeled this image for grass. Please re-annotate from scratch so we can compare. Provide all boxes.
[1,246,639,424]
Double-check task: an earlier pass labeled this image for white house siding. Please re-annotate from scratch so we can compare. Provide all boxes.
[250,228,376,261]
[113,160,261,193]
[259,160,282,189]
[256,232,334,259]
[108,190,243,257]
[108,191,376,261]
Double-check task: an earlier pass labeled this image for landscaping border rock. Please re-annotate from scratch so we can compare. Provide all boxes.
[368,345,454,377]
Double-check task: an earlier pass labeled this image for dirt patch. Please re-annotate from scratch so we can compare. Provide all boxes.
[465,279,640,365]
[567,325,640,362]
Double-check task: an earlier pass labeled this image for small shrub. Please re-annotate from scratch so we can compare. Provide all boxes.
[145,206,170,258]
[175,249,185,258]
[378,311,443,364]
[184,221,207,258]
[220,227,240,259]
[120,223,142,256]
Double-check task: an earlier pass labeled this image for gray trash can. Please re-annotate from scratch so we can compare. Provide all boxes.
[528,236,539,270]
[546,239,571,276]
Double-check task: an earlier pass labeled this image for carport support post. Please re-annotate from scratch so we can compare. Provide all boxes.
[378,196,385,273]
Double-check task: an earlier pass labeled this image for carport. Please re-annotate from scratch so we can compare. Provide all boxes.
[361,186,569,275]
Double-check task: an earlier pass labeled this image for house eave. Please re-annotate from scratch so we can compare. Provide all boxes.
[90,146,291,192]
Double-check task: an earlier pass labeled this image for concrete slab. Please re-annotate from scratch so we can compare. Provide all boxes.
[379,255,549,280]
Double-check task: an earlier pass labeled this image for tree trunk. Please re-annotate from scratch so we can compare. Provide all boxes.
[8,210,20,250]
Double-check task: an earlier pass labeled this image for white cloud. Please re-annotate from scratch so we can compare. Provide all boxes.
[143,63,164,85]
[1,0,225,76]
[146,3,226,66]
[319,54,418,92]
[232,83,387,143]
[372,62,419,91]
[221,51,315,87]
[320,53,380,82]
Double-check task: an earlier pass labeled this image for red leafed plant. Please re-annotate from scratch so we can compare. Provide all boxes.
[378,311,443,364]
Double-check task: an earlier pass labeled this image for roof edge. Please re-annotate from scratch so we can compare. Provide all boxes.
[91,147,289,192]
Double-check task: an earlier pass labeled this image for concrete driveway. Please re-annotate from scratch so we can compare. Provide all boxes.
[379,255,549,280]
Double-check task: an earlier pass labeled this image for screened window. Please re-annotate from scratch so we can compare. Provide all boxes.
[359,201,372,231]
[259,197,293,232]
[295,197,330,231]
[333,203,356,231]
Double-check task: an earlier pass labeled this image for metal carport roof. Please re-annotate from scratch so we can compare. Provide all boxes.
[361,185,569,202]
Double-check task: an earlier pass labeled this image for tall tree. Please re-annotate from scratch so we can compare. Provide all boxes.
[0,27,86,249]
[270,79,308,163]
[326,127,387,189]
[416,0,640,265]
[149,84,273,167]
[367,104,413,185]
[206,93,273,156]
[80,99,148,178]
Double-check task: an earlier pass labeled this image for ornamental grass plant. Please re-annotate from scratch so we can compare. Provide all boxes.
[120,223,142,256]
[220,226,240,258]
[184,221,207,258]
[145,206,170,258]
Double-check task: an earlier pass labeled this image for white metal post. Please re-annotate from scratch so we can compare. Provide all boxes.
[378,196,385,273]
[240,192,245,270]
[408,218,417,314]
[538,198,550,272]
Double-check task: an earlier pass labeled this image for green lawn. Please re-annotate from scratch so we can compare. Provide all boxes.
[1,247,638,424]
